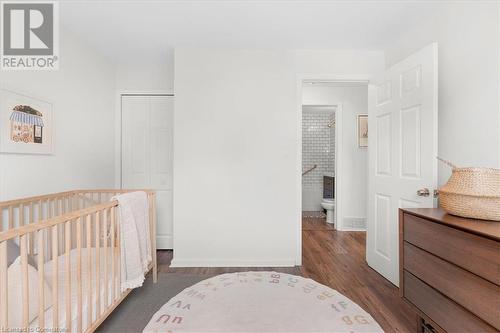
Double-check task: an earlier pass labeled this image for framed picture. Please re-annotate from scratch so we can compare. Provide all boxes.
[0,89,53,154]
[357,114,368,148]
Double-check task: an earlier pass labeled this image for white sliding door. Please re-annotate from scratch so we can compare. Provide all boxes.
[121,95,174,249]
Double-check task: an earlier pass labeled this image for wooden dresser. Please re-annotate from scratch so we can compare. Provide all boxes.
[399,208,500,333]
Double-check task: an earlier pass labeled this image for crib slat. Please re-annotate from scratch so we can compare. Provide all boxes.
[38,200,42,224]
[29,203,34,254]
[0,208,3,231]
[58,199,63,255]
[38,230,45,330]
[95,211,101,317]
[0,241,8,328]
[71,195,77,247]
[20,204,24,226]
[21,235,29,329]
[52,198,56,217]
[103,209,108,307]
[76,217,83,333]
[38,200,44,259]
[52,225,59,329]
[47,200,52,259]
[86,214,93,327]
[111,207,116,301]
[8,206,13,229]
[65,221,72,332]
[116,207,121,296]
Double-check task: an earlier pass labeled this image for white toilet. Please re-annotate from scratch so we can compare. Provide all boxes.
[321,199,335,225]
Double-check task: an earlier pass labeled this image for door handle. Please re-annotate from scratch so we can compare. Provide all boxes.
[417,188,430,197]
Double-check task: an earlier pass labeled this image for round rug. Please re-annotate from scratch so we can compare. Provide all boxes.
[143,271,383,333]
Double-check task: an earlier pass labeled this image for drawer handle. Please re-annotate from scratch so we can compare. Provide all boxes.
[422,323,437,333]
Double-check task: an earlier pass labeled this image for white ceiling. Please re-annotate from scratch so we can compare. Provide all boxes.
[60,0,449,63]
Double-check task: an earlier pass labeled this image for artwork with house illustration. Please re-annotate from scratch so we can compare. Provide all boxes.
[0,90,53,154]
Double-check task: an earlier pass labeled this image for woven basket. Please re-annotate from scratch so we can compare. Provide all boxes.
[438,158,500,221]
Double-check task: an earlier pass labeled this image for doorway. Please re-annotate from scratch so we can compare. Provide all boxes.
[296,77,370,265]
[301,104,342,229]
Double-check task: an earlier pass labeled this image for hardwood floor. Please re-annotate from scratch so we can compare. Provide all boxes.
[301,217,415,332]
[158,216,416,332]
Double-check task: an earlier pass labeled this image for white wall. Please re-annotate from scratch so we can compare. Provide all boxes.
[385,2,500,185]
[303,85,368,230]
[115,52,175,92]
[0,27,116,200]
[172,48,384,266]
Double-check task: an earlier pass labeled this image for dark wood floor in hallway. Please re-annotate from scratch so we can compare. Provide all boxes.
[158,216,416,332]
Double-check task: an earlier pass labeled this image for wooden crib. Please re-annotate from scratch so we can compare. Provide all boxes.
[0,189,157,332]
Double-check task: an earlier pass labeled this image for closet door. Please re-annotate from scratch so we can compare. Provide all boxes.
[121,95,174,249]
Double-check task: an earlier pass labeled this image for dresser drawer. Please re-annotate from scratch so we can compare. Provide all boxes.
[403,213,500,285]
[403,271,497,333]
[403,242,500,329]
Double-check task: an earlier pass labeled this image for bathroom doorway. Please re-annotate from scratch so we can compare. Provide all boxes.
[301,104,342,229]
[299,80,370,234]
[295,77,370,265]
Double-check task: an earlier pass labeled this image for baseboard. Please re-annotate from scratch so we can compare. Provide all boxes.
[170,258,297,268]
[342,216,367,230]
[338,227,367,232]
[156,235,173,250]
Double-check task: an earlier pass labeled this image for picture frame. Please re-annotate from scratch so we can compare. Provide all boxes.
[0,89,54,154]
[357,114,368,148]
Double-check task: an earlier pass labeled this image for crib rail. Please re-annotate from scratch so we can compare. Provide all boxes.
[0,189,157,333]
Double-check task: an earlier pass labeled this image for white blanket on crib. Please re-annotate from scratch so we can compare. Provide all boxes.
[112,191,152,291]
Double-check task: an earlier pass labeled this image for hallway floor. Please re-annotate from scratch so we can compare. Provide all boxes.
[158,216,415,332]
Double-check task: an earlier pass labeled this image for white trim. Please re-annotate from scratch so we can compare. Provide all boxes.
[296,74,371,261]
[340,215,367,232]
[118,90,175,96]
[170,258,297,268]
[340,227,367,232]
[114,90,174,189]
[334,104,344,230]
[156,235,173,249]
[295,77,303,266]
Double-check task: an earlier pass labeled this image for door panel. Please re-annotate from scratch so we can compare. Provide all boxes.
[375,194,391,259]
[122,96,150,188]
[400,105,421,178]
[150,96,173,190]
[367,43,438,286]
[121,95,174,249]
[156,190,173,249]
[376,113,392,175]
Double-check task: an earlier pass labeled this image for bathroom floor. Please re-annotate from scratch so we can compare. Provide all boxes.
[302,213,334,231]
[302,211,326,218]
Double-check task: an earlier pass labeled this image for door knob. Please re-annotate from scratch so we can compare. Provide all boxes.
[417,188,430,197]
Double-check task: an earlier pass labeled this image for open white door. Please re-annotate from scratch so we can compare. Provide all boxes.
[367,43,438,286]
